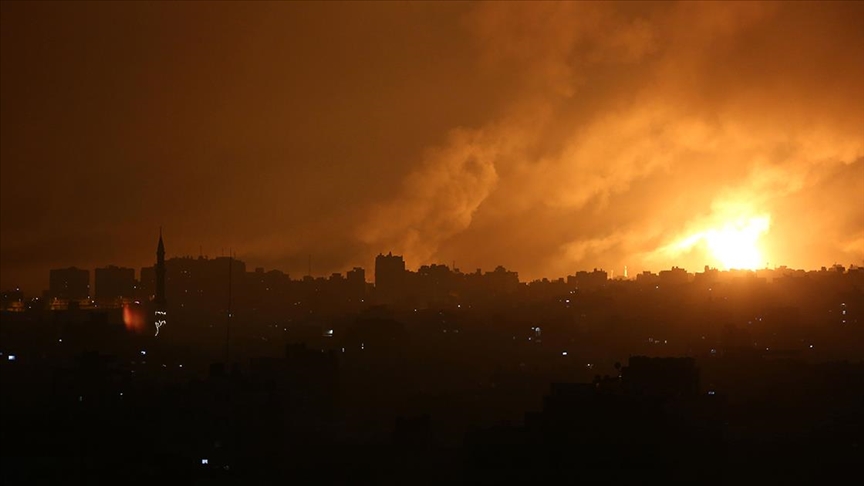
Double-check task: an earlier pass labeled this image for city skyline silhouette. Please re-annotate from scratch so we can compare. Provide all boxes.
[2,2,862,485]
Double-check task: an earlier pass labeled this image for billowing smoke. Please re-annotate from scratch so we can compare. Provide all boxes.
[1,2,861,291]
[357,1,864,277]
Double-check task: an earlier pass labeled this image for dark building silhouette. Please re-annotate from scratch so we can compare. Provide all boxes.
[346,266,366,301]
[48,266,90,301]
[566,268,608,289]
[94,265,135,303]
[375,252,406,304]
[658,266,691,286]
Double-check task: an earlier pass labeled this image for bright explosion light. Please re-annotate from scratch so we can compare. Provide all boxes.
[669,214,771,270]
[704,216,770,270]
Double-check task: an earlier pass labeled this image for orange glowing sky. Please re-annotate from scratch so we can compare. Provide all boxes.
[1,1,862,291]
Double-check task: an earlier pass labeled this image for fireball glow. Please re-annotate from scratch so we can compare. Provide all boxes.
[667,214,772,271]
[123,304,147,334]
[704,216,771,270]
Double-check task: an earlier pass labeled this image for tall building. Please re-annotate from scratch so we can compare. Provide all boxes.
[94,265,135,303]
[346,267,366,301]
[375,252,406,304]
[49,267,90,301]
[154,230,167,336]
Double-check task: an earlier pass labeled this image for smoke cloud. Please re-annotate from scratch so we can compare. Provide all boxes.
[358,1,864,278]
[2,1,862,291]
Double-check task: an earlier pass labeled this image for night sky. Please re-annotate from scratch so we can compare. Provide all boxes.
[2,1,862,293]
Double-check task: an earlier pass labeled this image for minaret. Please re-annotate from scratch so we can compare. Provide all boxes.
[154,228,167,336]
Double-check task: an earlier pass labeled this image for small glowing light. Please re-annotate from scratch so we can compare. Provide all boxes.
[58,339,63,343]
[7,355,16,361]
[201,459,209,465]
[809,344,814,349]
[361,343,365,350]
[710,349,717,354]
[120,392,123,397]
[708,390,716,395]
[561,351,568,356]
[140,350,146,356]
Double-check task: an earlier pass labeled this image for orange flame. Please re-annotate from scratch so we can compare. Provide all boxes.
[122,303,147,333]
